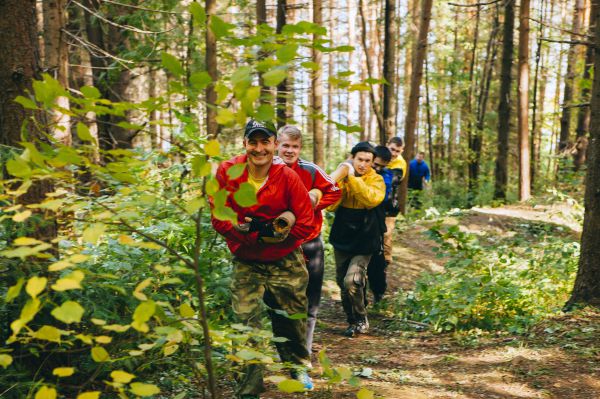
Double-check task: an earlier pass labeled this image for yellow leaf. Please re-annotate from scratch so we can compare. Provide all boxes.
[102,324,130,333]
[48,260,73,272]
[95,335,112,344]
[75,334,93,344]
[34,386,57,399]
[26,276,47,298]
[91,346,110,362]
[153,265,171,273]
[356,387,374,399]
[77,392,101,399]
[179,303,195,318]
[277,379,305,393]
[0,354,13,369]
[53,367,75,377]
[133,278,152,301]
[132,300,156,332]
[118,235,135,245]
[204,140,220,157]
[111,370,135,384]
[51,270,84,291]
[33,325,62,342]
[91,318,106,325]
[14,237,44,246]
[13,210,32,222]
[82,223,106,244]
[11,298,41,335]
[51,301,85,324]
[163,344,179,356]
[69,254,89,263]
[5,278,24,302]
[137,242,162,250]
[130,382,160,396]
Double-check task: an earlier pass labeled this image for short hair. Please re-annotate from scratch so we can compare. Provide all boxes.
[374,145,392,163]
[388,136,404,146]
[417,151,425,156]
[277,125,302,142]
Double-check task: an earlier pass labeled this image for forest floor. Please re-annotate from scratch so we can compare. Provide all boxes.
[260,204,600,399]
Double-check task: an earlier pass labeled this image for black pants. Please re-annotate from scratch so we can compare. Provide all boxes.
[367,250,387,299]
[301,235,324,353]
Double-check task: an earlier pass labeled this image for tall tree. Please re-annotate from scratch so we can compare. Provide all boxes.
[517,0,531,201]
[531,0,547,188]
[494,0,515,200]
[382,0,397,143]
[574,0,598,170]
[312,0,324,166]
[399,0,433,213]
[558,0,585,154]
[205,0,218,137]
[566,2,600,308]
[276,0,288,128]
[43,0,71,146]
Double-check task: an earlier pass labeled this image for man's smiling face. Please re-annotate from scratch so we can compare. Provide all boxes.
[245,132,277,168]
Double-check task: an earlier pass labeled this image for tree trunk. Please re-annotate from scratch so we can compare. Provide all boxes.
[205,0,218,137]
[276,0,288,128]
[574,0,598,170]
[558,0,585,155]
[425,58,434,176]
[382,0,397,144]
[312,0,324,167]
[494,0,515,200]
[399,0,433,213]
[566,2,600,308]
[531,0,547,188]
[43,0,71,146]
[517,0,531,201]
[467,5,481,205]
[327,0,335,150]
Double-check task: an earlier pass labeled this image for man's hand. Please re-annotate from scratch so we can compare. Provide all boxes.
[308,189,323,208]
[330,161,355,182]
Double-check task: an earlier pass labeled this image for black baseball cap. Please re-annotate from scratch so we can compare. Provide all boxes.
[351,141,376,156]
[244,119,276,138]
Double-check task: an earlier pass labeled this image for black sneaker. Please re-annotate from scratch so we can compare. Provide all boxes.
[240,395,259,399]
[343,324,356,337]
[355,318,369,334]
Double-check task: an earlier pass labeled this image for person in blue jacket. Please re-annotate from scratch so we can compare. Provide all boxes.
[408,151,430,208]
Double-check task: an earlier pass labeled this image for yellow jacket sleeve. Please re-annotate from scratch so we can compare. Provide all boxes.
[346,173,385,209]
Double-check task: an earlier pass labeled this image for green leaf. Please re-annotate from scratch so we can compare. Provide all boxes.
[179,303,195,318]
[0,354,13,369]
[130,382,160,396]
[190,71,212,90]
[91,346,110,362]
[161,52,184,76]
[6,157,31,178]
[209,15,234,39]
[255,104,275,121]
[276,44,298,63]
[14,95,38,110]
[277,379,305,393]
[356,387,374,399]
[231,66,252,87]
[262,68,287,86]
[233,182,257,207]
[51,301,85,324]
[215,108,235,125]
[76,122,95,142]
[211,189,237,224]
[334,45,355,52]
[226,163,246,179]
[189,2,206,26]
[80,86,101,99]
[301,61,319,71]
[82,223,106,244]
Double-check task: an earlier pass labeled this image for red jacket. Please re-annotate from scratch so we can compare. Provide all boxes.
[211,154,315,262]
[288,159,341,242]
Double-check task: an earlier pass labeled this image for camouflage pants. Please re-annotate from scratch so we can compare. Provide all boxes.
[383,216,396,263]
[231,248,310,396]
[334,249,372,324]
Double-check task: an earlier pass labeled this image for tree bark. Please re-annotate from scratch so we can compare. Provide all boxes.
[566,2,600,308]
[494,0,515,200]
[399,0,433,213]
[574,0,598,170]
[517,0,531,201]
[382,0,397,143]
[558,0,585,155]
[205,0,218,138]
[312,0,324,166]
[276,0,288,128]
[531,0,547,188]
[467,5,481,205]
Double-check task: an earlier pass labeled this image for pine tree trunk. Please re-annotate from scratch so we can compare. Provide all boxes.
[531,0,547,188]
[327,0,335,149]
[566,2,600,308]
[276,0,288,128]
[382,0,397,144]
[399,0,433,213]
[518,0,531,201]
[494,0,515,200]
[205,0,218,137]
[312,0,324,166]
[558,0,585,154]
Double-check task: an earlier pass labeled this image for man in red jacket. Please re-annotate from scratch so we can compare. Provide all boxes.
[277,125,341,354]
[211,120,315,399]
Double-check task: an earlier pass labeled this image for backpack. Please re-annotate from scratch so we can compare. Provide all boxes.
[385,167,403,217]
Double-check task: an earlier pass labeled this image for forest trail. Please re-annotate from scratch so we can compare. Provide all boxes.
[261,205,600,399]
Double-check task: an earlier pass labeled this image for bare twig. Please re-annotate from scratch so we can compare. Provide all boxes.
[448,0,503,7]
[529,16,594,39]
[540,37,592,46]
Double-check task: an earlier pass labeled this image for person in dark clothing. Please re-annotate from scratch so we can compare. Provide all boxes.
[408,151,431,209]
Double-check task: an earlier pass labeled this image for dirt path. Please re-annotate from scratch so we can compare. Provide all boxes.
[262,207,600,399]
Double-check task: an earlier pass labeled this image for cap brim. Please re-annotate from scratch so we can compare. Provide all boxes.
[245,128,275,138]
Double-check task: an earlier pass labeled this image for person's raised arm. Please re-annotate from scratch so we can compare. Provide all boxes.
[345,174,385,209]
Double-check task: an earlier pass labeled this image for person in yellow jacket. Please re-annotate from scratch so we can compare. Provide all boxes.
[328,141,386,337]
[383,137,407,266]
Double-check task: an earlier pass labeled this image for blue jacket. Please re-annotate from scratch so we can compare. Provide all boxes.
[408,159,430,190]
